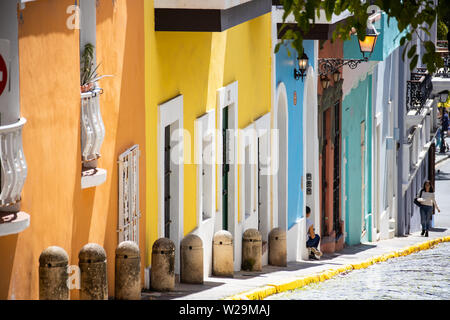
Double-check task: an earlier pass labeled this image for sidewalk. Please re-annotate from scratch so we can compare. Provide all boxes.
[141,229,450,300]
[140,146,450,301]
[436,135,450,165]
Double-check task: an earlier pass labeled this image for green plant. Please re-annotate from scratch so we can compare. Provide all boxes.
[80,43,99,87]
[437,20,448,40]
[276,0,449,74]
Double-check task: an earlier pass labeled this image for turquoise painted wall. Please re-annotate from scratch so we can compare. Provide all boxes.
[275,40,315,229]
[341,75,373,245]
[344,12,404,62]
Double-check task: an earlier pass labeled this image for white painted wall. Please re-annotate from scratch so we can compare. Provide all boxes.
[302,64,320,261]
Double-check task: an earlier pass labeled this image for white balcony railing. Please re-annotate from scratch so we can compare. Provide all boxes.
[81,89,105,163]
[0,118,27,207]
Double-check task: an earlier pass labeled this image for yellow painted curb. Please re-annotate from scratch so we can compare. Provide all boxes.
[226,236,450,300]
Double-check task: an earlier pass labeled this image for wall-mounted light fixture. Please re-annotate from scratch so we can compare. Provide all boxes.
[318,24,379,88]
[320,75,331,89]
[333,70,341,82]
[294,51,309,81]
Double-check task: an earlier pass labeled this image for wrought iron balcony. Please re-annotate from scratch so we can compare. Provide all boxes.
[0,118,27,208]
[81,88,105,163]
[406,71,433,112]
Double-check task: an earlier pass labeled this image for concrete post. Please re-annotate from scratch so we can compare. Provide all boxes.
[269,228,287,267]
[39,246,69,300]
[78,243,108,300]
[242,228,262,271]
[115,241,141,300]
[212,230,234,277]
[150,238,175,291]
[180,234,203,284]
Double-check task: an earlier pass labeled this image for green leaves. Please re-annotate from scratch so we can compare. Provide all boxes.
[276,0,444,75]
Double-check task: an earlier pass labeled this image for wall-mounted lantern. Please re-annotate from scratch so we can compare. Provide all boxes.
[294,51,309,81]
[332,70,341,82]
[320,75,331,89]
[358,24,379,59]
[318,24,379,84]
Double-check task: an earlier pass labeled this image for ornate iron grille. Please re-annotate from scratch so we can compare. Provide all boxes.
[406,71,433,112]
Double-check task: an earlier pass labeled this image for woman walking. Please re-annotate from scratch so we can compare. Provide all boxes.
[416,181,441,237]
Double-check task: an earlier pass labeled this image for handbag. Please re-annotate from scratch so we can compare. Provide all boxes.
[414,189,424,207]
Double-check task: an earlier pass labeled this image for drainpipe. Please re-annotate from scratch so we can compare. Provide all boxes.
[396,48,406,237]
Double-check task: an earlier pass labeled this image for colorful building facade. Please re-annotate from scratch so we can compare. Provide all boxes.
[0,0,444,300]
[145,0,273,275]
[0,0,147,299]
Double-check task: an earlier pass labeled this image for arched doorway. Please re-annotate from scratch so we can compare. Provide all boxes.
[273,82,288,231]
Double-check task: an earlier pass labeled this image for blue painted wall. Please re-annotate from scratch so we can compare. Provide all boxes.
[275,40,315,229]
[341,75,373,245]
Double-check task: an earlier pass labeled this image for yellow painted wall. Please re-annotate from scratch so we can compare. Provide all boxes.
[0,0,146,299]
[144,1,272,265]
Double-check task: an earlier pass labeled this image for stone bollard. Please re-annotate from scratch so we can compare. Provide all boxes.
[242,229,262,271]
[39,246,69,300]
[180,234,203,284]
[150,238,175,291]
[79,243,108,300]
[212,230,234,277]
[269,228,287,267]
[115,241,141,300]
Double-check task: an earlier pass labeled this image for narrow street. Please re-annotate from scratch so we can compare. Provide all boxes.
[264,146,450,300]
[435,151,450,229]
[145,149,450,300]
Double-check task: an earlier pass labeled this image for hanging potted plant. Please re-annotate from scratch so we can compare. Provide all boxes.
[80,43,112,93]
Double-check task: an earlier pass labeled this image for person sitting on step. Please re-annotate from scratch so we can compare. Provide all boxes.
[305,206,323,260]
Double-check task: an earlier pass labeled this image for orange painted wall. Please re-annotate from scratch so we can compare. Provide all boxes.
[0,0,146,299]
[317,39,343,240]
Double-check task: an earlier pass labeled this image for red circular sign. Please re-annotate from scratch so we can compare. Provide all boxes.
[0,54,7,96]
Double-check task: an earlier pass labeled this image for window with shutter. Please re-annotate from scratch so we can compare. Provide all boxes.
[118,145,140,244]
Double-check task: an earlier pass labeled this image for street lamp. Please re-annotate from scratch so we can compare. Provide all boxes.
[333,70,341,82]
[294,51,309,81]
[358,24,379,59]
[320,75,331,89]
[318,24,379,84]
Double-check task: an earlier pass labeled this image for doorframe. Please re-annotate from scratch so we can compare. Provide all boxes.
[272,82,288,231]
[193,109,216,276]
[216,81,239,270]
[240,121,257,230]
[254,113,271,264]
[195,109,216,226]
[157,95,184,274]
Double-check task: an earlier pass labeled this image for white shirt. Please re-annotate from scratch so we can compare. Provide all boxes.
[419,191,435,207]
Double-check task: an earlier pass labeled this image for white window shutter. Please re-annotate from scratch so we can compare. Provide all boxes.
[118,144,140,244]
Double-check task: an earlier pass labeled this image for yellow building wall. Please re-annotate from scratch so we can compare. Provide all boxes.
[0,0,146,299]
[144,1,272,265]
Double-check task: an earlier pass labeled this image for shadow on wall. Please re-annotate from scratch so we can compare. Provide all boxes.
[70,127,95,299]
[100,0,146,296]
[0,234,18,299]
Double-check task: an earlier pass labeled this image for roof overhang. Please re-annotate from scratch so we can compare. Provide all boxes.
[155,0,272,32]
[272,4,352,40]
